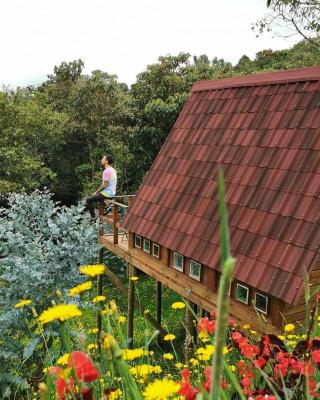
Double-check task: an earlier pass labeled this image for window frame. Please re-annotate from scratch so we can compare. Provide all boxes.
[236,283,249,305]
[143,239,151,253]
[173,252,184,272]
[152,243,160,259]
[189,260,201,281]
[134,235,142,248]
[254,292,268,315]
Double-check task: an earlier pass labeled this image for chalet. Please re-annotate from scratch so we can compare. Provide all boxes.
[99,67,320,341]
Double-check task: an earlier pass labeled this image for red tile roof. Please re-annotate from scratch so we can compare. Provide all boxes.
[122,67,320,305]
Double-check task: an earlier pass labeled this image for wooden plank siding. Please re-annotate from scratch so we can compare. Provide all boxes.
[282,261,320,324]
[99,234,278,333]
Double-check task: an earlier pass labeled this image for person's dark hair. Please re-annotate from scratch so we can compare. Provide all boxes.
[104,154,114,165]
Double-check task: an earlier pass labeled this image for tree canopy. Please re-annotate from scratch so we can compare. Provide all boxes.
[0,40,319,203]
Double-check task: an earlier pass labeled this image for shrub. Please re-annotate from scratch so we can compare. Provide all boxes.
[0,190,98,396]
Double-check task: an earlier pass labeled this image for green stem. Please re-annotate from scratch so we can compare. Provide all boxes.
[210,256,235,400]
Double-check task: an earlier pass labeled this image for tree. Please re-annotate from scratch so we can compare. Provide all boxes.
[256,0,320,48]
[0,91,65,194]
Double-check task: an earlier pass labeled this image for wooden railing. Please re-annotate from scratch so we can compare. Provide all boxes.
[98,195,134,244]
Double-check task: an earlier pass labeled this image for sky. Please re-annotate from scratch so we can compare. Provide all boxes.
[0,0,298,88]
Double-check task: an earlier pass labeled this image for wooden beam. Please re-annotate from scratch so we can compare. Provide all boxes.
[97,248,104,346]
[185,300,195,356]
[156,281,162,346]
[113,204,119,244]
[127,264,135,348]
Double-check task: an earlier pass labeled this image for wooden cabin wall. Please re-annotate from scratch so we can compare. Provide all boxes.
[282,261,320,325]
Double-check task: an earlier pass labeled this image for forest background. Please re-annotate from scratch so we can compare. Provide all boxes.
[1,39,320,205]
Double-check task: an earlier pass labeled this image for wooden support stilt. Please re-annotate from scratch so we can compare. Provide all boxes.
[156,281,162,346]
[185,299,195,357]
[97,248,104,346]
[104,264,166,334]
[127,264,136,349]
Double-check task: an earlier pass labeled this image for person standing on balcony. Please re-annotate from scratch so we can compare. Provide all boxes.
[85,154,117,219]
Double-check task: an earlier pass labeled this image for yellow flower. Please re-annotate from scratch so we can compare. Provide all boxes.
[92,295,106,303]
[56,353,70,365]
[250,330,257,335]
[198,330,209,342]
[144,309,150,315]
[153,365,162,374]
[284,323,295,332]
[103,335,115,350]
[189,358,199,366]
[278,335,285,341]
[109,300,118,312]
[130,364,154,378]
[163,353,174,360]
[149,351,154,356]
[122,348,144,361]
[171,302,185,310]
[175,363,183,369]
[88,328,99,334]
[38,304,82,324]
[101,309,113,316]
[144,378,180,400]
[242,324,251,329]
[80,264,105,277]
[130,276,139,281]
[15,299,32,308]
[229,365,236,372]
[164,334,176,341]
[109,389,122,400]
[118,315,126,323]
[68,281,92,296]
[87,343,98,351]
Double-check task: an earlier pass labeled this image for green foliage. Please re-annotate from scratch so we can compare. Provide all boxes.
[257,1,320,47]
[1,40,319,200]
[0,190,98,395]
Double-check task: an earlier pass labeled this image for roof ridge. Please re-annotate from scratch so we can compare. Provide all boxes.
[192,66,320,92]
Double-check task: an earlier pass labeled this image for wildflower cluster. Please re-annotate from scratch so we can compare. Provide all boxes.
[12,262,320,399]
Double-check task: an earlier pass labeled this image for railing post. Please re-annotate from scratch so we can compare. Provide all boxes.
[113,203,119,244]
[99,201,104,236]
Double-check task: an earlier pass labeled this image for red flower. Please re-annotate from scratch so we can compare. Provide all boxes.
[232,331,243,342]
[253,356,267,369]
[48,366,75,400]
[68,351,100,382]
[181,368,191,380]
[309,376,318,397]
[312,349,320,364]
[211,310,216,320]
[275,361,288,377]
[203,366,212,392]
[197,317,216,335]
[239,341,259,360]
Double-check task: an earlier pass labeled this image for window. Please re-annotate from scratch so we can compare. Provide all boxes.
[254,293,268,315]
[143,239,151,253]
[236,284,249,304]
[152,243,160,258]
[189,260,201,281]
[135,235,142,248]
[173,252,184,272]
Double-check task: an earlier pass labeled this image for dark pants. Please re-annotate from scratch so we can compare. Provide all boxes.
[85,193,106,219]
